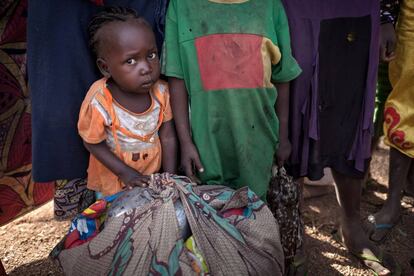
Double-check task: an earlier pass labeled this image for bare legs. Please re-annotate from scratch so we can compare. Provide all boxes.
[332,169,366,251]
[332,169,393,275]
[406,161,414,195]
[370,147,413,241]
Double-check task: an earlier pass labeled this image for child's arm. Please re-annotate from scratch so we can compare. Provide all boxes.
[168,77,204,177]
[83,141,149,187]
[275,82,291,167]
[379,23,396,62]
[380,0,399,61]
[159,120,178,173]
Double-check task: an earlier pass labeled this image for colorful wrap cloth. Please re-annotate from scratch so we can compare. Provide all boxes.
[0,0,54,226]
[384,0,414,158]
[64,193,120,249]
[52,174,284,275]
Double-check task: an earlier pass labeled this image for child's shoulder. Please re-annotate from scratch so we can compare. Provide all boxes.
[82,78,108,105]
[153,79,169,95]
[152,80,170,107]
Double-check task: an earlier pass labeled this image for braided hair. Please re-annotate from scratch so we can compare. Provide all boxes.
[88,6,150,56]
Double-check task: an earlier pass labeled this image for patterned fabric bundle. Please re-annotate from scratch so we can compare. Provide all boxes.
[267,166,303,263]
[54,178,94,220]
[55,174,284,275]
[63,193,121,249]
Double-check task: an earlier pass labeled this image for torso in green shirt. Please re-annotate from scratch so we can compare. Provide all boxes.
[163,0,301,198]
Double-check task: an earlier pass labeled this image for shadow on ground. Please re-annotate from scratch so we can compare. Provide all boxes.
[303,177,414,275]
[8,258,62,276]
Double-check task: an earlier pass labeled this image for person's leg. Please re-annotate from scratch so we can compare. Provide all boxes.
[369,148,412,241]
[303,168,335,199]
[0,260,6,275]
[332,170,362,245]
[295,178,307,276]
[365,62,393,188]
[383,148,411,216]
[332,169,396,275]
[404,158,414,196]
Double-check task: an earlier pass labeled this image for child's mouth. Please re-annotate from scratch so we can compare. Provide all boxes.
[141,79,153,88]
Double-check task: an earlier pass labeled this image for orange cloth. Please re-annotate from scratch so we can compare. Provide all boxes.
[78,78,172,195]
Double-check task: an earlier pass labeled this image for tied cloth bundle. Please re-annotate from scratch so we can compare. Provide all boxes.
[53,173,285,275]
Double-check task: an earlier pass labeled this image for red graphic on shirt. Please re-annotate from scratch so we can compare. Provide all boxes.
[384,106,413,150]
[195,34,264,91]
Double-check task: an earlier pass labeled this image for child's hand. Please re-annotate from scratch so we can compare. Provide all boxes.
[276,139,292,167]
[119,167,150,188]
[379,23,396,62]
[181,142,204,183]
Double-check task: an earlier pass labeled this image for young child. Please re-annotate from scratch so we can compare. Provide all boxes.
[163,0,301,200]
[78,7,177,196]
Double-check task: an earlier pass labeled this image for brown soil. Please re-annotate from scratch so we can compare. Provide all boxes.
[304,142,414,275]
[1,142,413,275]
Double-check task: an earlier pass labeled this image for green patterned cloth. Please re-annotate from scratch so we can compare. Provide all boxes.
[55,174,284,275]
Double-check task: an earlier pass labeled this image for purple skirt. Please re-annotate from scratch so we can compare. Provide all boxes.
[283,0,379,179]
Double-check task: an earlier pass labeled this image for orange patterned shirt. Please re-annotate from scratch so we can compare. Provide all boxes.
[78,78,172,195]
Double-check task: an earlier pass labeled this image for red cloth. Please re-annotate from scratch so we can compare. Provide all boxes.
[0,0,54,226]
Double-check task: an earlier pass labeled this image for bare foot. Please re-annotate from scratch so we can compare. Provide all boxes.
[367,206,401,243]
[339,219,400,275]
[303,185,334,199]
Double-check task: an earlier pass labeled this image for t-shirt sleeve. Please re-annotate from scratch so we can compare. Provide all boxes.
[161,0,184,79]
[271,0,302,83]
[78,98,107,144]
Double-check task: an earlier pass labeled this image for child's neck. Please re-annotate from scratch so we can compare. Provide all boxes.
[107,81,152,114]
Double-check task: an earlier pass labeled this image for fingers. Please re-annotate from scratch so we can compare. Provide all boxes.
[277,151,291,167]
[277,152,286,167]
[380,44,388,62]
[387,38,396,56]
[276,145,291,168]
[379,23,397,62]
[189,175,202,185]
[380,43,396,62]
[182,151,204,177]
[129,176,150,188]
[182,158,194,177]
[193,154,204,174]
[384,51,396,62]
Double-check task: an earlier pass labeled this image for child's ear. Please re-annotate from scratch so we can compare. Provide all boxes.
[96,58,111,78]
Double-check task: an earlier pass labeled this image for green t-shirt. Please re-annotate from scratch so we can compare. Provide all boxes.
[163,0,301,198]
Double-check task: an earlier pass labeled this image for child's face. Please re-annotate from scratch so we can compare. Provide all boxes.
[97,20,160,94]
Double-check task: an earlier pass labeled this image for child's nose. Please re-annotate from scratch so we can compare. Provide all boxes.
[139,61,152,75]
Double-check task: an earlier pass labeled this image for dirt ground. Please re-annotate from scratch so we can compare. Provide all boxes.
[303,141,414,275]
[0,141,413,275]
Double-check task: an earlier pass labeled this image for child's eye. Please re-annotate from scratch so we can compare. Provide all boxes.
[148,52,157,60]
[126,58,137,65]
